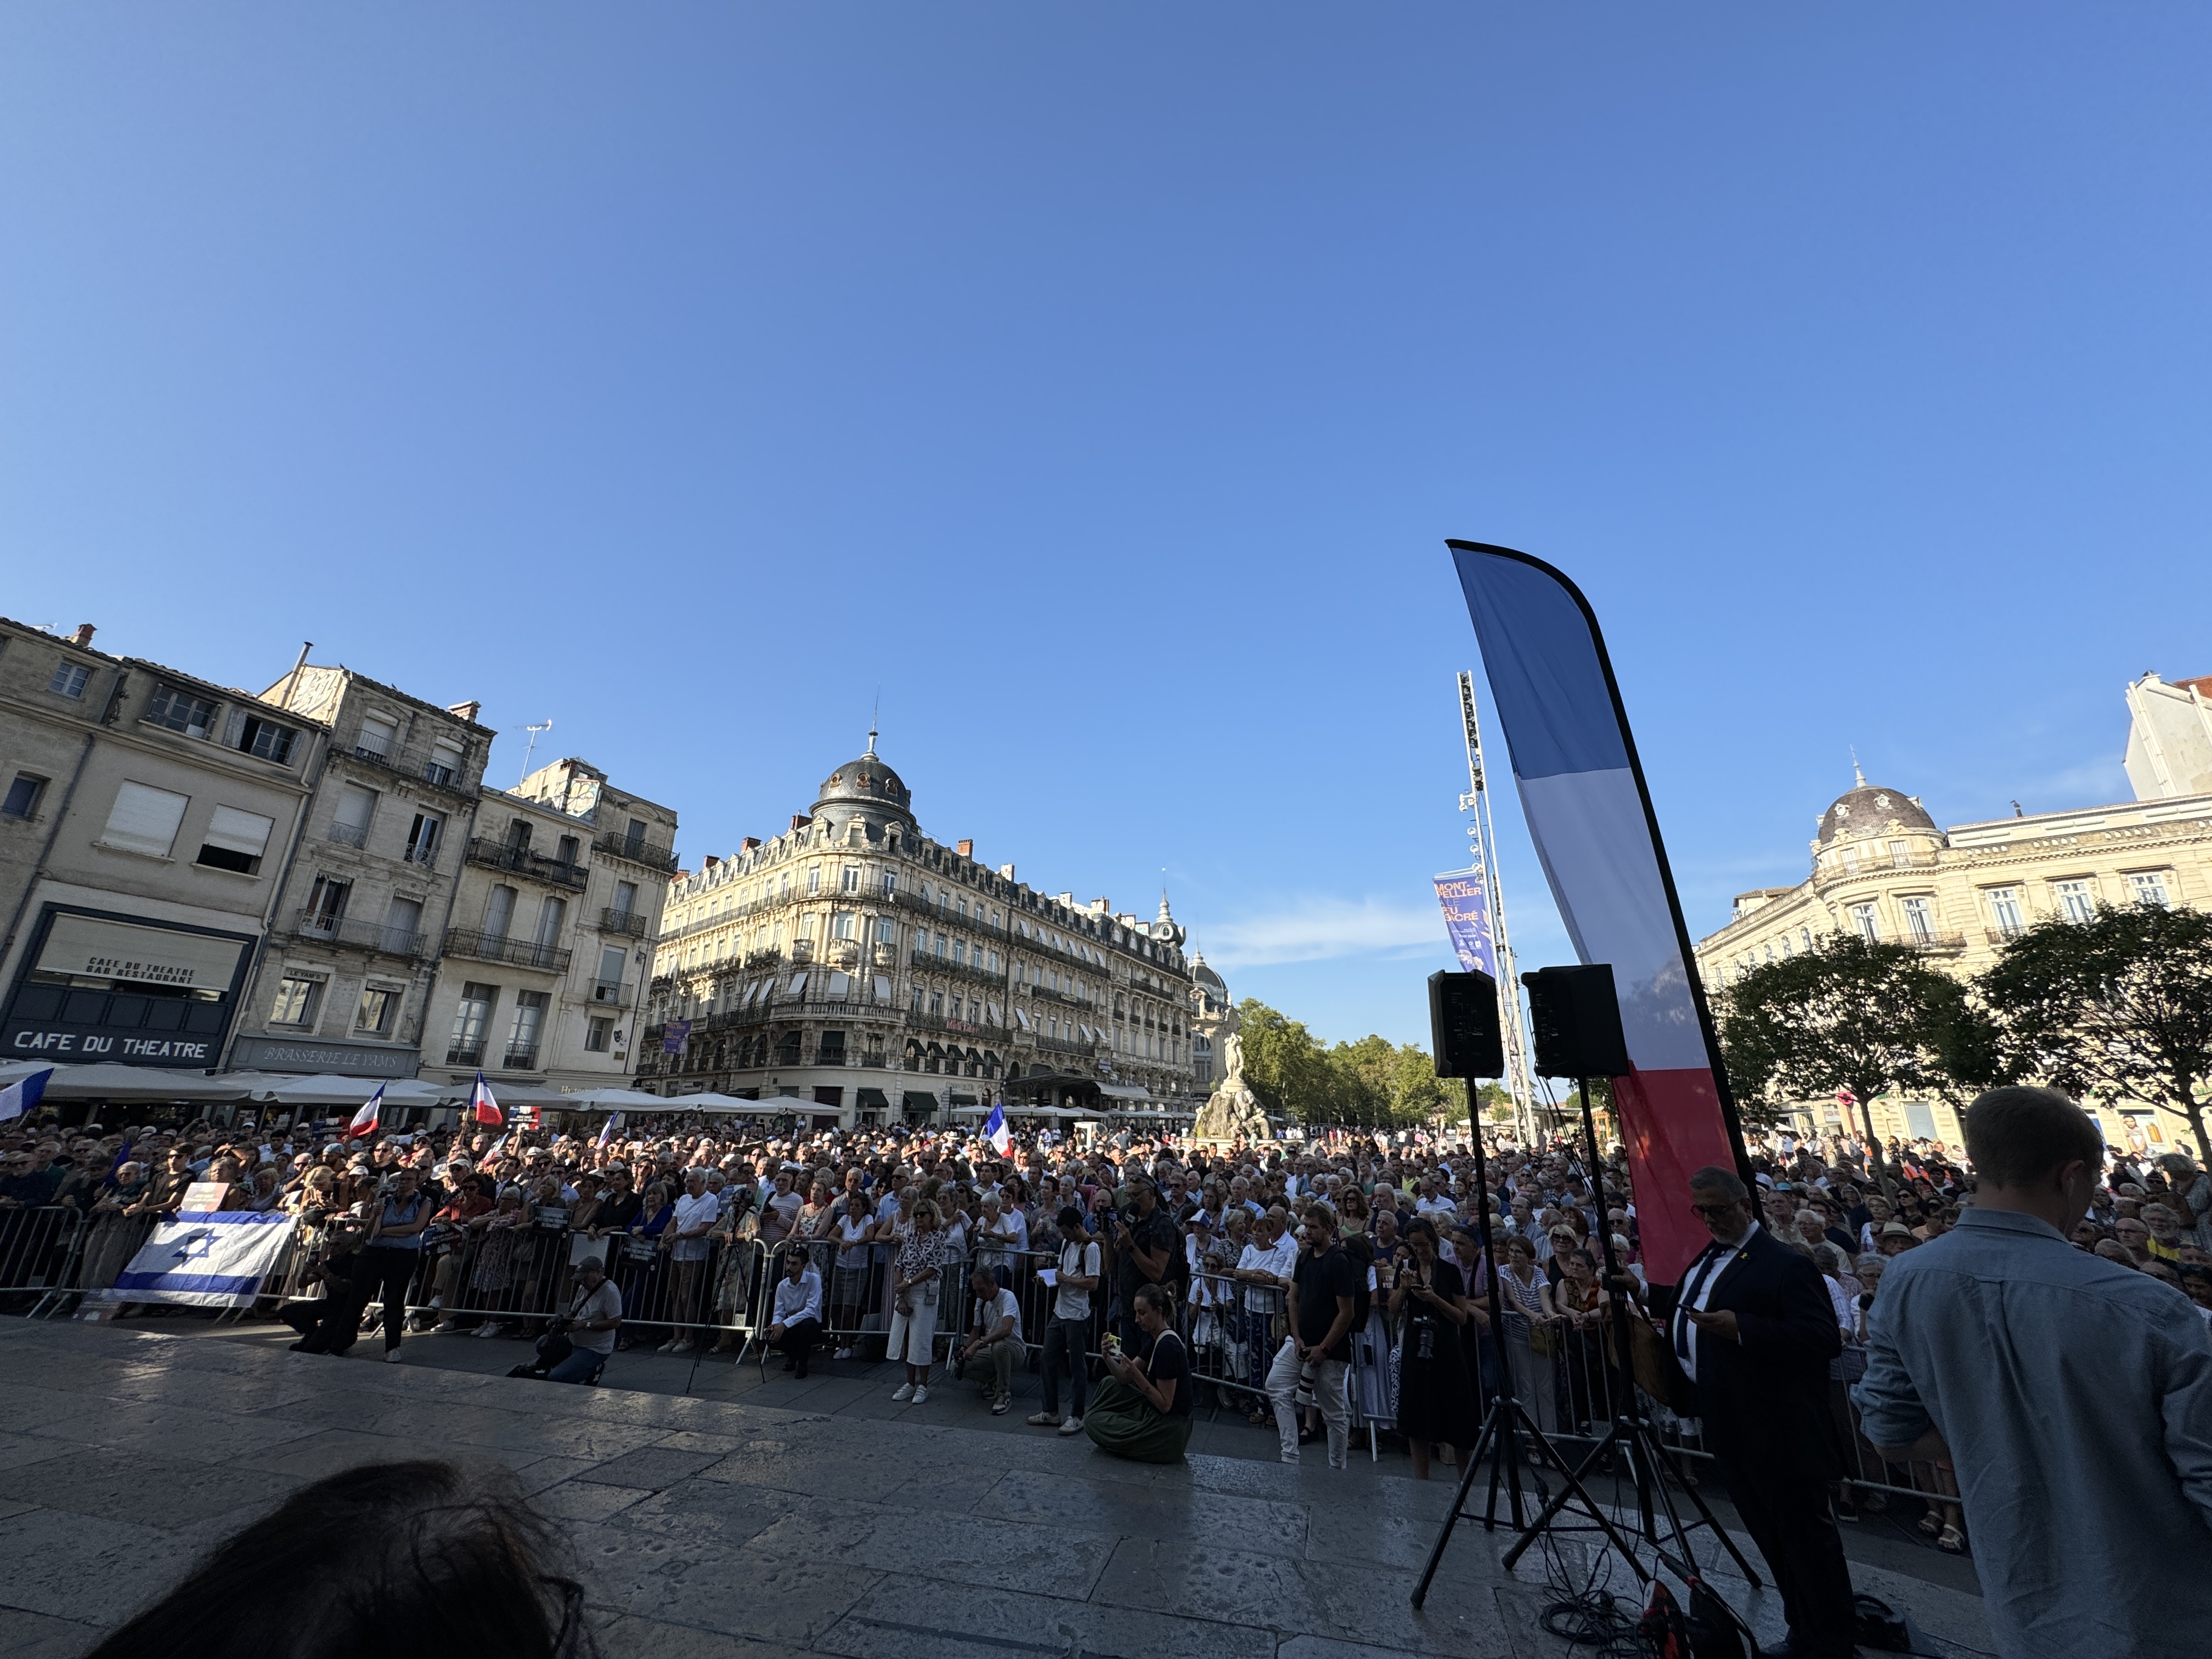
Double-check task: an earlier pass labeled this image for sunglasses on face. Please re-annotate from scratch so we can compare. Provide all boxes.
[1689,1201,1740,1218]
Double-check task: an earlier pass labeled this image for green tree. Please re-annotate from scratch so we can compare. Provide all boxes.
[1332,1034,1398,1126]
[1718,932,1972,1145]
[1390,1043,1448,1123]
[1236,998,1342,1125]
[1977,902,2212,1166]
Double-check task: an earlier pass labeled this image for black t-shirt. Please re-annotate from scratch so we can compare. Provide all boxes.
[1139,1328,1193,1417]
[1119,1207,1179,1300]
[1294,1243,1361,1361]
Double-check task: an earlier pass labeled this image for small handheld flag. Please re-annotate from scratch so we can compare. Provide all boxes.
[347,1085,385,1141]
[0,1067,54,1125]
[469,1072,503,1127]
[596,1111,622,1149]
[983,1103,1011,1157]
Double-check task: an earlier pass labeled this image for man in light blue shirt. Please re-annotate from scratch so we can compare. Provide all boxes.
[1854,1086,2212,1659]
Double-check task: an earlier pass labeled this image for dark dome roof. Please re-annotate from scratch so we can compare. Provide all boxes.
[1193,956,1224,990]
[814,751,912,817]
[1817,785,1937,845]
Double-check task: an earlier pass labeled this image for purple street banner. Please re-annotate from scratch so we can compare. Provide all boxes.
[1432,870,1497,978]
[1449,540,1747,1282]
[662,1019,692,1055]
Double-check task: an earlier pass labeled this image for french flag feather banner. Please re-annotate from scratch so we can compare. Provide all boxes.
[468,1071,502,1127]
[1449,541,1747,1283]
[347,1085,385,1141]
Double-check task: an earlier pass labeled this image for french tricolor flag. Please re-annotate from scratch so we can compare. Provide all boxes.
[983,1103,1011,1157]
[467,1071,503,1127]
[1452,541,1745,1283]
[347,1085,385,1140]
[0,1067,53,1125]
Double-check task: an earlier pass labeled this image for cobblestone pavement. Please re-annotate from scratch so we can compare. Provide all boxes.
[0,1318,1993,1658]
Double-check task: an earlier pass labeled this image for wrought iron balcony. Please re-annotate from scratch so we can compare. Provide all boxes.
[347,743,475,799]
[593,829,679,872]
[1902,931,1968,952]
[445,1043,486,1066]
[442,928,574,973]
[294,910,430,958]
[599,908,649,938]
[325,820,369,849]
[502,1043,540,1070]
[590,979,627,1004]
[466,837,588,891]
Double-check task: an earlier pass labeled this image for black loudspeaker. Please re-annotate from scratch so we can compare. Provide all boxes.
[1521,964,1630,1079]
[1428,970,1504,1080]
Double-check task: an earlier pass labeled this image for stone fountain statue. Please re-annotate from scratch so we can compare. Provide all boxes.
[1192,1028,1273,1146]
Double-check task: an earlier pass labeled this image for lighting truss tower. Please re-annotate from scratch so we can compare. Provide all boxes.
[1455,672,1541,1142]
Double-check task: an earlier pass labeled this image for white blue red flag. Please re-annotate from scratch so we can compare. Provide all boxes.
[0,1067,53,1125]
[468,1071,502,1127]
[1451,540,1745,1282]
[596,1111,622,1149]
[983,1103,1011,1157]
[347,1085,385,1140]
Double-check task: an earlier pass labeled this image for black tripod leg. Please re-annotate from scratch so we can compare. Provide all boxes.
[1412,1404,1499,1608]
[1499,1406,1650,1579]
[1652,1440,1761,1587]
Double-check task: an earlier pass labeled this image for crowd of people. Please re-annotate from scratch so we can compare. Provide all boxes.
[3,1103,2209,1487]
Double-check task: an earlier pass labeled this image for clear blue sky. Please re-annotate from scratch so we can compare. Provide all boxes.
[7,8,2210,1048]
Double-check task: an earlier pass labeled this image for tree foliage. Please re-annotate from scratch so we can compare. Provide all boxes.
[1234,998,1457,1128]
[1977,902,2212,1166]
[1718,933,1972,1141]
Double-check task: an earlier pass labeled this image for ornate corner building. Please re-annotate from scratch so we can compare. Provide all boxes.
[635,738,1198,1125]
[1692,672,2212,1152]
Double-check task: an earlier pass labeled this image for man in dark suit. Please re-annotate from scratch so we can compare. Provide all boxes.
[1652,1166,1856,1659]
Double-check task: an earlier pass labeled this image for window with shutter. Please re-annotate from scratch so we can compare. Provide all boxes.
[195,805,275,874]
[356,715,398,758]
[101,782,190,857]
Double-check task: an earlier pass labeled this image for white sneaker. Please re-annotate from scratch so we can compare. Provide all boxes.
[433,1321,458,1334]
[891,1383,915,1402]
[384,1349,403,1364]
[669,1341,695,1356]
[1059,1415,1084,1436]
[656,1336,679,1353]
[911,1385,928,1404]
[427,1295,443,1310]
[834,1347,855,1361]
[473,1323,505,1339]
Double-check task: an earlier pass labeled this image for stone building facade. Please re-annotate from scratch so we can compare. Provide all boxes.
[421,757,677,1093]
[1694,673,2212,1152]
[637,741,1197,1124]
[0,619,327,1070]
[225,662,492,1079]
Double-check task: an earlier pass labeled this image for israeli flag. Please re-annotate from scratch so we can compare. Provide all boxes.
[100,1212,297,1308]
[983,1103,1011,1156]
[0,1067,53,1125]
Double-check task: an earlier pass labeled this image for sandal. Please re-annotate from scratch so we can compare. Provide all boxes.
[1937,1524,1966,1554]
[1917,1511,1944,1538]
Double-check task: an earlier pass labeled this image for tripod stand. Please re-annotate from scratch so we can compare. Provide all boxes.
[1493,1083,1760,1593]
[1410,1130,1646,1607]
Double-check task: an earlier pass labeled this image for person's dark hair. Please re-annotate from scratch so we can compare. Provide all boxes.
[1132,1281,1174,1319]
[1340,1231,1374,1268]
[86,1460,591,1659]
[1686,1166,1748,1202]
[1962,1086,2105,1189]
[1057,1204,1085,1231]
[1403,1216,1439,1248]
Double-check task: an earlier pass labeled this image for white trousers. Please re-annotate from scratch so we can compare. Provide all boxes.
[1266,1336,1350,1466]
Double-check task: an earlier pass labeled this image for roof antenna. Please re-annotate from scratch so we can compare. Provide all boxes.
[518,719,552,788]
[1850,745,1866,788]
[866,689,879,758]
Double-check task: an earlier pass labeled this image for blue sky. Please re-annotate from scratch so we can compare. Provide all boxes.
[6,8,2211,1048]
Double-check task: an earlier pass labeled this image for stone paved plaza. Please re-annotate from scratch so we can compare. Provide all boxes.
[0,1318,1993,1658]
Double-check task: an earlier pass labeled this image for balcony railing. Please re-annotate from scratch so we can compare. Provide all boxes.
[909,949,1003,988]
[294,910,430,958]
[1985,926,2027,946]
[593,829,679,872]
[599,908,648,939]
[348,743,474,799]
[1903,931,1968,952]
[814,1048,847,1066]
[590,979,627,1004]
[1813,849,1946,885]
[446,1043,486,1066]
[325,820,369,849]
[503,1044,540,1070]
[466,838,589,891]
[442,929,574,973]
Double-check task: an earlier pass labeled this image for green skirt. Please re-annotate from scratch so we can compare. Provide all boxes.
[1082,1375,1193,1464]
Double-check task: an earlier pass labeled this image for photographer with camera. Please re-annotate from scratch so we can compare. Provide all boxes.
[518,1255,622,1384]
[1111,1174,1177,1351]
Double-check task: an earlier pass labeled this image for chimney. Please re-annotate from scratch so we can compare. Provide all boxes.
[741,837,761,853]
[789,814,811,833]
[703,855,720,870]
[448,700,482,723]
[70,623,96,648]
[956,839,973,858]
[1092,897,1111,912]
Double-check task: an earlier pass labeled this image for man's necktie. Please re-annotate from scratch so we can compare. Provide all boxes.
[1674,1242,1726,1362]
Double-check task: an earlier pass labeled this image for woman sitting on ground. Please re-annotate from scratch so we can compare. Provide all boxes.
[1083,1282,1193,1464]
